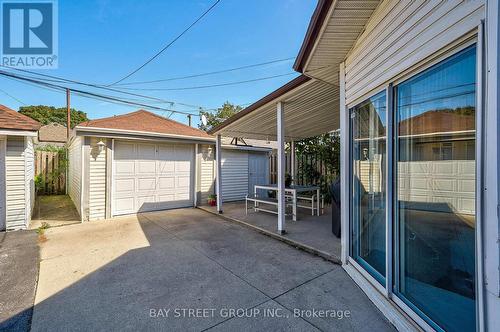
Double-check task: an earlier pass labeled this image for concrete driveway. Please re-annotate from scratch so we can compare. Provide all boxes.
[31,208,393,331]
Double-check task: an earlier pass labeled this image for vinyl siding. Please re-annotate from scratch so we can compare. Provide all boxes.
[25,137,34,226]
[221,150,249,202]
[5,136,26,230]
[68,136,82,217]
[199,144,215,204]
[88,137,106,220]
[344,0,485,105]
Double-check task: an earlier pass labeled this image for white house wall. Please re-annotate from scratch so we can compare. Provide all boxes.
[5,136,27,230]
[88,137,106,221]
[24,137,34,225]
[199,144,215,204]
[344,0,485,106]
[221,150,249,202]
[67,136,82,217]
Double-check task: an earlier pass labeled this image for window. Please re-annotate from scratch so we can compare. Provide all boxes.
[350,91,387,284]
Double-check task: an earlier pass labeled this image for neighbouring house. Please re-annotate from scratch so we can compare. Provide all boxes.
[0,105,41,231]
[67,110,270,221]
[38,123,67,147]
[209,1,500,331]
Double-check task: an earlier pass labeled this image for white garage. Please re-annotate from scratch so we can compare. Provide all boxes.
[112,141,194,215]
[68,110,215,221]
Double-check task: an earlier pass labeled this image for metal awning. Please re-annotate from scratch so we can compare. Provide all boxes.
[209,75,339,141]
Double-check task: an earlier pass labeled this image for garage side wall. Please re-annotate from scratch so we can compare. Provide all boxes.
[198,144,215,205]
[68,136,82,217]
[88,137,107,221]
[221,150,249,202]
[25,137,35,225]
[5,136,26,230]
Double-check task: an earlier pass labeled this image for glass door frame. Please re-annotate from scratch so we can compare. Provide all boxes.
[346,28,484,331]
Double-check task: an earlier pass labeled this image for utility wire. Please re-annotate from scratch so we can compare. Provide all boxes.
[0,65,204,109]
[0,70,201,116]
[0,87,26,105]
[115,57,295,86]
[109,0,221,86]
[118,72,297,91]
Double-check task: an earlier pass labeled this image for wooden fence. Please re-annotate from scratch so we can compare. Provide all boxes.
[35,150,66,195]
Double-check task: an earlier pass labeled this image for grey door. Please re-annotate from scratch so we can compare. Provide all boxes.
[248,152,269,197]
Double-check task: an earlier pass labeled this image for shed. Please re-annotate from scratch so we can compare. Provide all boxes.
[0,105,41,230]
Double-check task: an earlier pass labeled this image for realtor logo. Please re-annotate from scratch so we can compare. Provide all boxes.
[1,0,58,68]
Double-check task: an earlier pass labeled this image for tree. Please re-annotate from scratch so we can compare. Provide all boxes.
[198,101,242,132]
[19,105,89,128]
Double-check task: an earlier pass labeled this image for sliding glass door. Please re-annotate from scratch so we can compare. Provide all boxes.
[394,45,477,332]
[349,44,477,332]
[350,91,387,284]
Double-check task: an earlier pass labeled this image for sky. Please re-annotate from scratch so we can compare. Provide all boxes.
[0,0,317,127]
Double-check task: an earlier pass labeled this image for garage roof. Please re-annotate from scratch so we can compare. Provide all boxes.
[77,110,212,139]
[0,104,41,131]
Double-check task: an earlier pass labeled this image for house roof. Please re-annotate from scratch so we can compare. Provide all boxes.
[39,123,67,143]
[208,75,311,135]
[398,110,475,137]
[293,0,334,72]
[0,104,41,131]
[77,110,212,139]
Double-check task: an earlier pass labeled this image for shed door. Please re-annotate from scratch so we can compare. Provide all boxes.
[248,152,269,196]
[0,139,5,230]
[113,141,193,215]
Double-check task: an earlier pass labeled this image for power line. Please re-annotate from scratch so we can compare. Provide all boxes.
[0,65,205,109]
[0,70,202,116]
[0,88,26,105]
[115,57,295,86]
[118,72,297,91]
[109,0,221,86]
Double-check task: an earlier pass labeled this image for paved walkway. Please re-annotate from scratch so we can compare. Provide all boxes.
[0,231,39,332]
[31,208,393,331]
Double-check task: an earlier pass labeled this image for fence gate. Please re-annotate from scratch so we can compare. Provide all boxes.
[35,150,66,195]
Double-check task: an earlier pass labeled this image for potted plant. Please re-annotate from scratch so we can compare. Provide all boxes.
[207,194,217,206]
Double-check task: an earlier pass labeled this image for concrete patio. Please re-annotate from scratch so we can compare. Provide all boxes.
[30,208,392,331]
[201,202,341,261]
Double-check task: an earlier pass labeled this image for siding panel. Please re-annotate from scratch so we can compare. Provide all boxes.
[344,0,485,105]
[199,144,215,204]
[68,136,82,217]
[89,137,106,220]
[221,150,249,202]
[6,136,26,230]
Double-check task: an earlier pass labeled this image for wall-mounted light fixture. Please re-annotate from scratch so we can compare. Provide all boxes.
[96,140,106,153]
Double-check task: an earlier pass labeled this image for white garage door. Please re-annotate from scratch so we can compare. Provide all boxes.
[113,141,194,215]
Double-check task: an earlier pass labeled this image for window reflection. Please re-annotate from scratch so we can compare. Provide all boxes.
[396,46,476,332]
[351,91,387,283]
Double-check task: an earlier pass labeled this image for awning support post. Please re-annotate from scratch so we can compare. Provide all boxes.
[290,140,296,185]
[277,102,286,234]
[215,134,223,213]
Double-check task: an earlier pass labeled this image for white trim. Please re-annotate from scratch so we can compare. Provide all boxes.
[215,134,223,213]
[194,143,198,207]
[0,130,37,137]
[75,126,215,143]
[475,21,485,332]
[0,138,5,230]
[109,139,115,218]
[221,144,272,152]
[80,142,85,222]
[339,61,349,264]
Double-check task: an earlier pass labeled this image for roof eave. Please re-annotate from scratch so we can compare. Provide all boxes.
[208,75,311,135]
[75,126,215,142]
[293,0,334,72]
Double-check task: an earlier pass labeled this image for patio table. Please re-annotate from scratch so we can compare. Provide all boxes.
[254,184,321,221]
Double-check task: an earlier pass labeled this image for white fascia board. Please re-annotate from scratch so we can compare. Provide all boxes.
[75,126,215,143]
[0,129,37,137]
[221,144,272,152]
